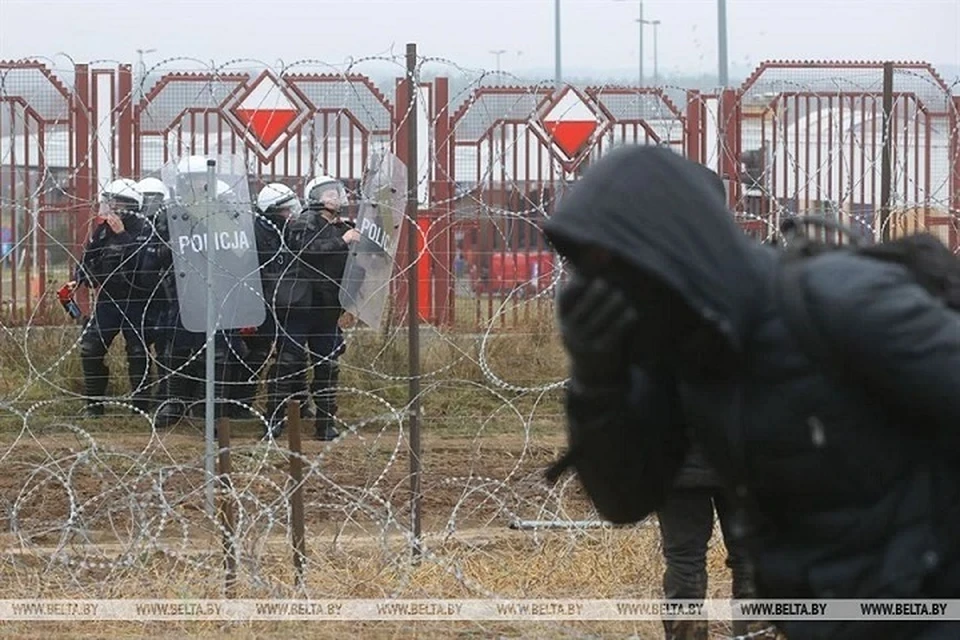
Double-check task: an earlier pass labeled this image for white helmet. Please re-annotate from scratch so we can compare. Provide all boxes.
[257,183,301,216]
[98,178,143,214]
[137,177,170,202]
[304,174,348,212]
[176,154,215,175]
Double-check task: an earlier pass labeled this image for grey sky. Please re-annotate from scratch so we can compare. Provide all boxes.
[1,0,958,79]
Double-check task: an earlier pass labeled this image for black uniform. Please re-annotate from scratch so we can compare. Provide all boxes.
[256,208,349,439]
[76,211,161,415]
[299,208,351,440]
[140,196,173,407]
[233,210,291,424]
[153,199,244,428]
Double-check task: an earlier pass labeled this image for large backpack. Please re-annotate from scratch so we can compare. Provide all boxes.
[775,215,960,370]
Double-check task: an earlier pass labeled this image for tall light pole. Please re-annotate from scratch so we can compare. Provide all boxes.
[135,48,156,102]
[490,49,507,75]
[554,0,562,87]
[614,0,644,87]
[641,19,661,84]
[718,0,729,86]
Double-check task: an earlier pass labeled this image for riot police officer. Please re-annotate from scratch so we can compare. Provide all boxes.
[154,156,246,428]
[297,175,360,440]
[236,182,301,424]
[74,178,155,416]
[136,177,173,408]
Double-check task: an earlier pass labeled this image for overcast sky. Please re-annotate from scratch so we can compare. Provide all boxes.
[1,0,958,80]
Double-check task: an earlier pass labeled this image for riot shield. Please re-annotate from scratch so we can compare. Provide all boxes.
[160,154,266,333]
[339,151,407,330]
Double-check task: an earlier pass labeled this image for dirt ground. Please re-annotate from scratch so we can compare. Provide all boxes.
[0,323,749,638]
[0,423,744,639]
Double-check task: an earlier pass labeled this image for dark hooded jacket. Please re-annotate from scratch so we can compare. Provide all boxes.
[543,145,960,640]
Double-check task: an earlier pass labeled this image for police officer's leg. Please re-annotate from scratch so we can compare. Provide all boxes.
[152,317,171,407]
[79,297,122,416]
[211,330,245,420]
[657,487,714,640]
[156,317,202,428]
[232,317,275,419]
[308,312,344,441]
[119,300,151,414]
[263,310,309,439]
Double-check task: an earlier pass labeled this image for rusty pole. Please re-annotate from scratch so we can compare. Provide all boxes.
[880,62,894,242]
[287,399,306,588]
[405,42,423,562]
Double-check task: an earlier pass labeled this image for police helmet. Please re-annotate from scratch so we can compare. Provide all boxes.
[304,174,348,212]
[137,177,170,202]
[98,178,143,216]
[257,183,302,217]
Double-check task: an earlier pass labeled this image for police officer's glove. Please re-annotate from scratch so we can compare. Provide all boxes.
[556,271,638,392]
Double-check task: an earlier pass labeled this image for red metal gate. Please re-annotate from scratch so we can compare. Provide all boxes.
[2,57,958,327]
[0,61,90,323]
[714,61,960,247]
[445,83,689,327]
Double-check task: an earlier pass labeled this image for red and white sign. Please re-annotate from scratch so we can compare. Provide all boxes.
[228,73,304,157]
[532,86,608,171]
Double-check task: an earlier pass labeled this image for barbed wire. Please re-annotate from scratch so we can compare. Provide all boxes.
[0,51,958,638]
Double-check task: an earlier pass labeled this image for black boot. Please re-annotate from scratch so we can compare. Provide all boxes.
[312,359,341,441]
[155,351,195,428]
[314,416,340,441]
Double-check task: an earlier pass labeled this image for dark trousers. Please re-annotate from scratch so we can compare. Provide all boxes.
[154,308,243,424]
[79,295,150,411]
[266,307,343,433]
[657,487,775,640]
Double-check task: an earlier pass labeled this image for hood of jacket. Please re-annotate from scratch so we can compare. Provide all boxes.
[543,145,770,354]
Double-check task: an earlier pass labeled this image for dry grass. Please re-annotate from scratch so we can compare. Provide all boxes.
[0,309,745,639]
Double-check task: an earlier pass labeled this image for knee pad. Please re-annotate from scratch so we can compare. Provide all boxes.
[79,334,107,360]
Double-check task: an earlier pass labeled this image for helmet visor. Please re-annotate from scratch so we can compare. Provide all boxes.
[98,196,139,217]
[309,181,348,210]
[270,193,303,217]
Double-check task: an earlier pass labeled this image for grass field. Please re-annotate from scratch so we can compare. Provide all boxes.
[0,306,745,638]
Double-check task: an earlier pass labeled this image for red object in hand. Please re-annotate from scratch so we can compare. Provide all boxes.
[57,283,82,320]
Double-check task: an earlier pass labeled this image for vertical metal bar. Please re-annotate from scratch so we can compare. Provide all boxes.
[10,102,19,319]
[923,112,931,223]
[814,96,822,217]
[880,62,894,242]
[218,416,236,596]
[858,95,866,217]
[287,399,306,587]
[717,0,728,87]
[405,43,423,561]
[914,101,920,214]
[803,95,811,224]
[554,0,562,87]
[335,113,343,178]
[871,97,877,235]
[204,158,217,517]
[118,65,133,178]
